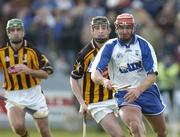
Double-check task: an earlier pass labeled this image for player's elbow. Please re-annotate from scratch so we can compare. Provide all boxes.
[42,71,50,79]
[43,73,49,79]
[148,73,157,82]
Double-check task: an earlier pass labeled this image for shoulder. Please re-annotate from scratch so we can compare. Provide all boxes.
[136,35,152,47]
[25,41,37,50]
[25,41,42,54]
[136,35,155,55]
[105,38,118,46]
[76,41,95,61]
[0,45,8,51]
[102,38,118,51]
[0,41,9,51]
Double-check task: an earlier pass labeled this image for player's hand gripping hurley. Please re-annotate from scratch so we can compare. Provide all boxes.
[112,84,131,92]
[81,84,131,137]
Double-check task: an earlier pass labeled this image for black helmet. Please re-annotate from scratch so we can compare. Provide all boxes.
[91,16,110,26]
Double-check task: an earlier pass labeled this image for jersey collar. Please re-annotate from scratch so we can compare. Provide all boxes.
[7,40,27,51]
[118,34,137,48]
[91,39,100,49]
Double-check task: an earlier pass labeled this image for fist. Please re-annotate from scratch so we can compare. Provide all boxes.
[102,67,109,78]
[103,79,112,90]
[8,65,22,74]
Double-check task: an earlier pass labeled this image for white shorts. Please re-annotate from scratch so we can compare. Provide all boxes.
[5,85,48,117]
[88,99,119,123]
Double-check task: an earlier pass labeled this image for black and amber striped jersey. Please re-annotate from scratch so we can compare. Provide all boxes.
[0,40,53,91]
[71,40,113,105]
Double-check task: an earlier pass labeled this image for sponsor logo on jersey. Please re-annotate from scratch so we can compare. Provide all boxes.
[119,61,142,73]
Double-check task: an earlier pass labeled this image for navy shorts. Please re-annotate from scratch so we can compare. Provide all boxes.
[114,85,166,115]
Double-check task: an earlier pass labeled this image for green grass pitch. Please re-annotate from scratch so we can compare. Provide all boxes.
[0,128,179,137]
[0,122,179,137]
[0,127,156,137]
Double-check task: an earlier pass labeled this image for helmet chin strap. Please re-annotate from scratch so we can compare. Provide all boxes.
[94,38,108,44]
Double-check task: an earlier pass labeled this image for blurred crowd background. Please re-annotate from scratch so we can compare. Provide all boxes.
[0,0,180,131]
[0,0,179,72]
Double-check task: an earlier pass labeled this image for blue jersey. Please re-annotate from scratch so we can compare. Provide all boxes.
[91,34,158,88]
[91,34,166,115]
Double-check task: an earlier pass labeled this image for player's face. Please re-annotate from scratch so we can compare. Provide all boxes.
[116,24,133,42]
[7,27,24,44]
[91,24,111,43]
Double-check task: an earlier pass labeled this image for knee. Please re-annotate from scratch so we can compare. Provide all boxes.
[12,123,26,135]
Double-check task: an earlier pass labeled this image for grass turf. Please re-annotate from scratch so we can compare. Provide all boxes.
[0,128,156,137]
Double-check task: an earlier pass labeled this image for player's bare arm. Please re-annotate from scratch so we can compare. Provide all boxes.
[137,73,157,93]
[91,69,113,90]
[11,64,50,79]
[70,77,89,114]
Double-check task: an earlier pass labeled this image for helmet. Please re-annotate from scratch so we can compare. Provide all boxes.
[114,13,135,29]
[6,18,24,33]
[90,16,110,44]
[91,16,110,27]
[6,19,24,44]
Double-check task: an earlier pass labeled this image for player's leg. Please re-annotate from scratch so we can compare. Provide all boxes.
[34,117,52,137]
[7,107,30,137]
[145,113,167,137]
[32,99,52,137]
[27,85,52,137]
[119,106,146,137]
[5,89,30,137]
[89,99,125,137]
[140,85,167,137]
[99,112,125,137]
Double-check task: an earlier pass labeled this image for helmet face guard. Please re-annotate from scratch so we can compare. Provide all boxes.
[114,13,135,42]
[91,16,110,44]
[6,18,24,44]
[6,19,24,33]
[114,13,135,29]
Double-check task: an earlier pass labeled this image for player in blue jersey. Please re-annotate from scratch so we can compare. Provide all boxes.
[70,16,125,137]
[91,13,167,137]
